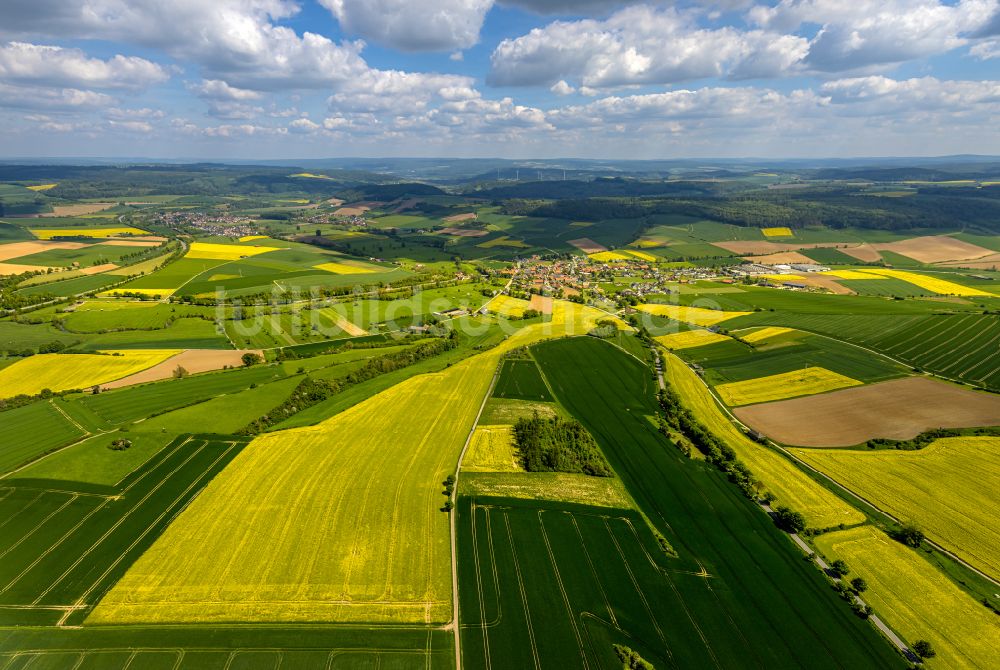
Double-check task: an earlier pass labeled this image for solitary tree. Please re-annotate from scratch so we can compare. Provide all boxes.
[242,352,264,367]
[172,365,189,379]
[912,640,936,659]
[895,523,926,548]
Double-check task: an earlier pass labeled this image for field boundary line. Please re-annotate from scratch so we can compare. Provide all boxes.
[450,356,502,670]
[0,430,114,482]
[537,511,590,670]
[502,513,541,670]
[49,399,89,435]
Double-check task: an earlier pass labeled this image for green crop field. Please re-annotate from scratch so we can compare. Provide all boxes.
[0,401,86,474]
[460,336,905,669]
[491,358,553,401]
[726,312,1000,389]
[0,436,249,627]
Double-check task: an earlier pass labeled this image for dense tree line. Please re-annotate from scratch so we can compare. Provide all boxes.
[512,413,612,476]
[239,337,457,434]
[865,426,1000,450]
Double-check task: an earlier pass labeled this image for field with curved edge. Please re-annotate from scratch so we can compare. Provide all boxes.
[714,366,863,406]
[792,437,1000,579]
[816,526,998,670]
[664,353,865,528]
[637,303,750,326]
[0,350,179,398]
[654,328,730,349]
[88,302,607,624]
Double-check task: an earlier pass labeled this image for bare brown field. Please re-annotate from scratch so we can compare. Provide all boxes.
[0,240,89,261]
[788,274,855,295]
[101,349,265,389]
[438,227,488,237]
[713,241,845,255]
[45,202,115,216]
[742,251,817,265]
[872,235,994,263]
[0,262,52,275]
[108,235,168,242]
[568,237,608,253]
[938,252,1000,269]
[734,377,1000,447]
[392,198,421,212]
[326,197,345,206]
[334,205,371,216]
[841,243,883,262]
[443,212,477,222]
[529,294,553,314]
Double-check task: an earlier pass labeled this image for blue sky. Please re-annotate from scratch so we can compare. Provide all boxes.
[0,0,998,159]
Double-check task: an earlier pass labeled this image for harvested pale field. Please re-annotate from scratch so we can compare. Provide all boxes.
[636,303,750,326]
[588,251,631,262]
[100,349,265,390]
[0,349,179,398]
[715,366,863,406]
[443,212,477,222]
[741,326,796,343]
[665,353,864,527]
[461,472,632,508]
[768,272,856,295]
[654,329,730,350]
[838,244,881,262]
[334,205,371,216]
[323,310,368,337]
[105,254,170,276]
[89,302,607,624]
[742,251,816,265]
[712,240,845,255]
[871,235,995,264]
[313,261,376,275]
[528,294,553,314]
[186,242,280,260]
[487,294,532,317]
[735,377,1000,447]
[45,202,115,216]
[0,240,88,261]
[762,226,794,237]
[0,262,52,275]
[856,269,993,297]
[31,226,149,240]
[938,254,1000,269]
[109,235,168,242]
[794,437,1000,579]
[463,426,521,472]
[437,227,488,237]
[568,237,607,254]
[816,526,999,670]
[77,262,119,275]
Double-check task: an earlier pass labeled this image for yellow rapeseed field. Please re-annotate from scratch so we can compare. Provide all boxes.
[792,437,1000,579]
[588,251,632,262]
[654,329,730,350]
[26,183,57,191]
[741,326,795,343]
[820,270,883,280]
[487,294,532,317]
[816,526,999,670]
[89,301,607,625]
[290,172,333,180]
[636,303,750,327]
[463,426,521,472]
[31,227,149,240]
[624,250,657,261]
[664,353,864,528]
[477,235,530,249]
[714,366,863,406]
[0,349,178,398]
[238,235,270,242]
[185,242,281,260]
[98,288,175,298]
[855,268,993,296]
[313,261,376,275]
[761,227,794,237]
